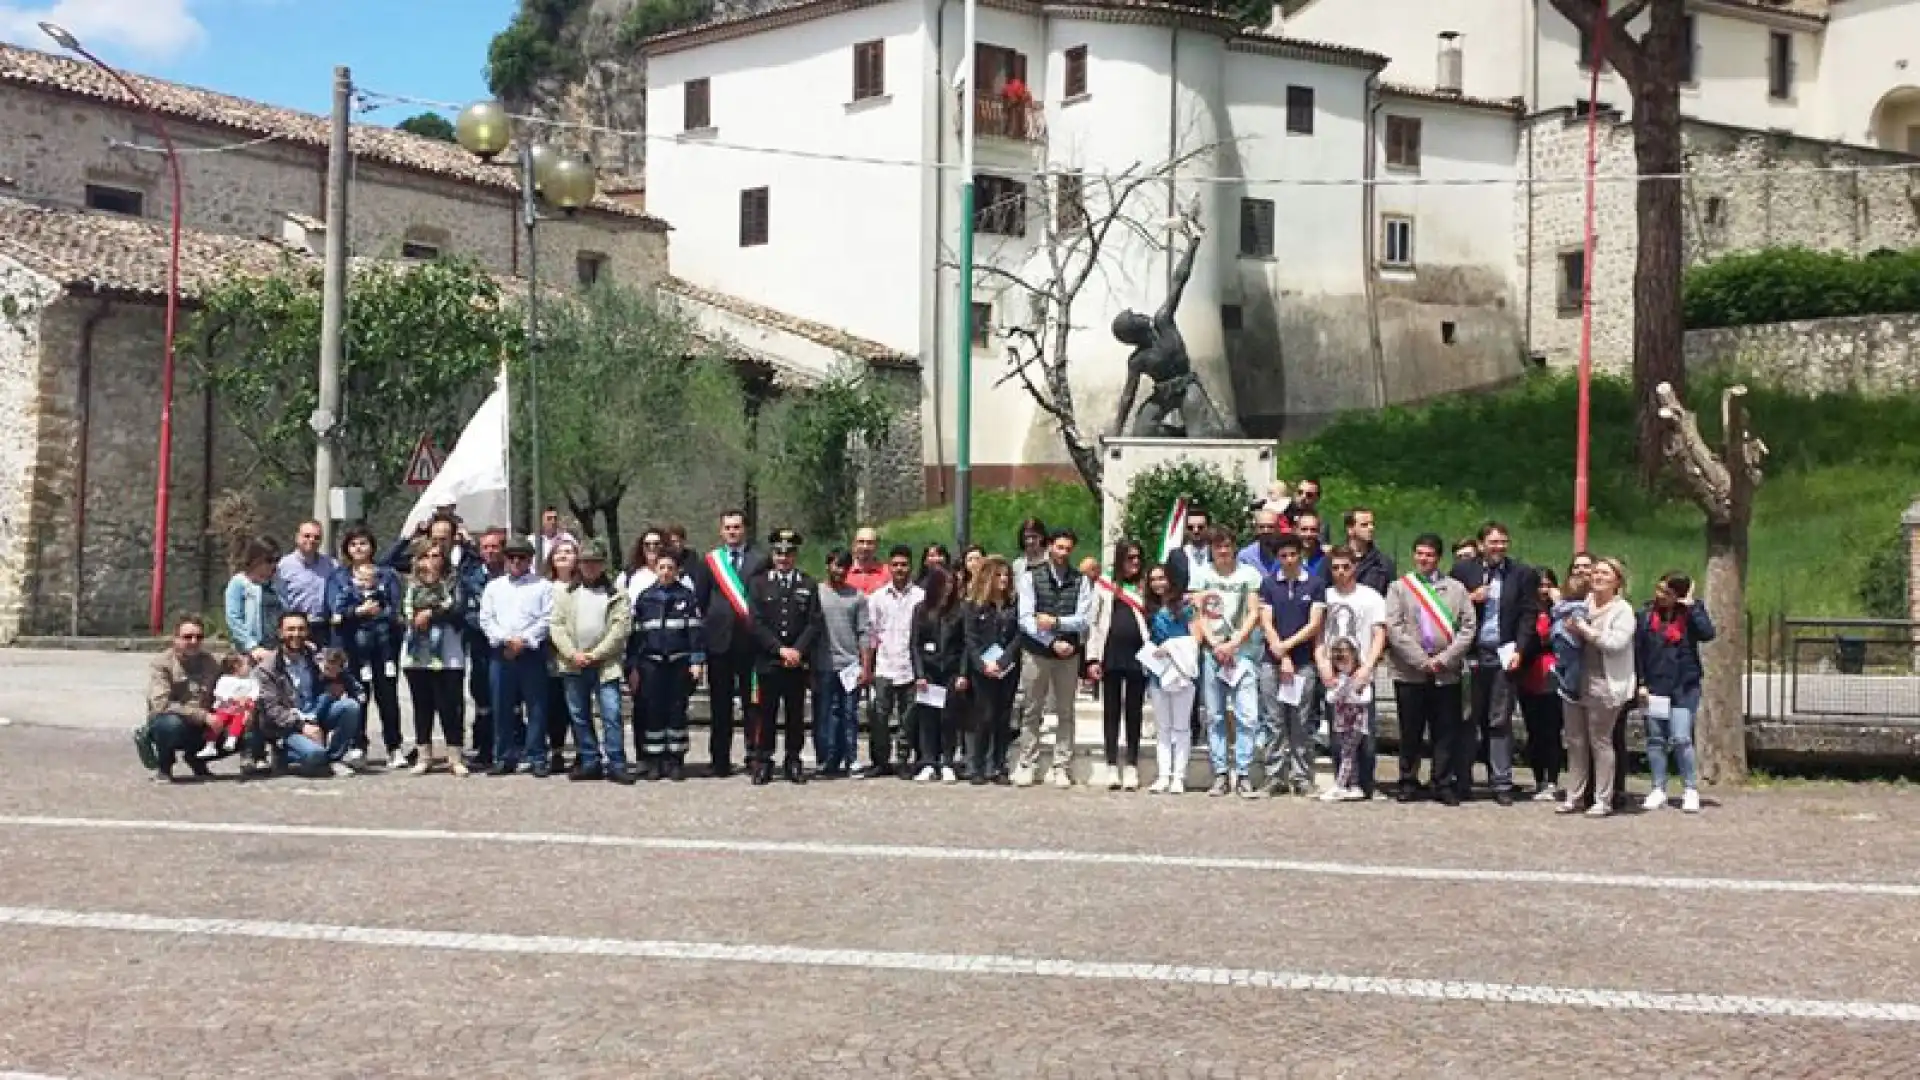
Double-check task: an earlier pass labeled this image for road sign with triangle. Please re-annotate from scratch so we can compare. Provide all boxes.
[402,434,443,490]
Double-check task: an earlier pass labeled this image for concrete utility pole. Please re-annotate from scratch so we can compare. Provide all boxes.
[312,65,352,546]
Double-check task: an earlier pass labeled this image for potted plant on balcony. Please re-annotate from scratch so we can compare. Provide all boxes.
[1002,76,1030,139]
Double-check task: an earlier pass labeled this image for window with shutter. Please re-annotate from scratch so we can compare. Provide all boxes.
[740,187,769,247]
[1064,45,1088,98]
[853,40,885,101]
[684,79,711,130]
[1238,198,1275,258]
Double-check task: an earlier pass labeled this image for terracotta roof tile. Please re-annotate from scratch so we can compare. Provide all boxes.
[0,196,305,300]
[662,276,917,368]
[1381,82,1524,115]
[0,42,667,230]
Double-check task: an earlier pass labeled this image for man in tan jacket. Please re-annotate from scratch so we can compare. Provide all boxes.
[1384,533,1477,804]
[134,614,224,782]
[551,539,634,783]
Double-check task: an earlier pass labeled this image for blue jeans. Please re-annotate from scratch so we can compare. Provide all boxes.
[1202,653,1259,777]
[1645,704,1698,791]
[565,674,625,770]
[282,696,365,774]
[489,649,550,767]
[813,672,860,770]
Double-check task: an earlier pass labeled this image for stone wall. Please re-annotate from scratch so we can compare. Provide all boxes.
[1685,313,1920,395]
[1522,110,1920,372]
[0,83,668,290]
[0,261,61,641]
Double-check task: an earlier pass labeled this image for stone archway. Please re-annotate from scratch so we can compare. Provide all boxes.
[1868,86,1920,154]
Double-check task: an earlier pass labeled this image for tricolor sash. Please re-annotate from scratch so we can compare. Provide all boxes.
[707,548,751,619]
[1092,574,1147,619]
[1402,573,1455,646]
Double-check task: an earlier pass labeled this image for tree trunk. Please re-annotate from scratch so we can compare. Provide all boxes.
[602,501,622,565]
[1695,519,1750,784]
[1631,76,1686,488]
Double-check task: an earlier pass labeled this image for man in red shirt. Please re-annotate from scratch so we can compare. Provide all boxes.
[845,526,889,594]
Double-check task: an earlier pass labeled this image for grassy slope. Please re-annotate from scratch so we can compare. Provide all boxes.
[882,373,1920,621]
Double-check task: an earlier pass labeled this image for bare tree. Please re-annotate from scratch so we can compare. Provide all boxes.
[1654,380,1767,784]
[942,147,1218,495]
[1549,0,1687,486]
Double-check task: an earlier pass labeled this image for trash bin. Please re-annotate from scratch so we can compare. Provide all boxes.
[1835,636,1867,675]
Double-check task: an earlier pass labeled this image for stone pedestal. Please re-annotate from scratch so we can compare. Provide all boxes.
[1098,437,1277,550]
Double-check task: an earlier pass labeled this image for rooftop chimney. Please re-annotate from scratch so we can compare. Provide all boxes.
[1437,31,1464,96]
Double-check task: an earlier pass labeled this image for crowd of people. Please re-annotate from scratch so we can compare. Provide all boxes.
[135,481,1718,815]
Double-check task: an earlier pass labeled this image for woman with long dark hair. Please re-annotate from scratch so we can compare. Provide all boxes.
[909,567,967,782]
[1144,564,1195,794]
[326,524,404,767]
[1516,567,1565,800]
[1085,539,1151,791]
[918,543,952,584]
[961,555,1022,785]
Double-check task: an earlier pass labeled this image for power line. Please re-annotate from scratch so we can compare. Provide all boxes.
[357,85,1920,190]
[107,132,286,155]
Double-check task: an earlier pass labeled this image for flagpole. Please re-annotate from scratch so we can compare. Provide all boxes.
[953,0,977,552]
[499,360,513,536]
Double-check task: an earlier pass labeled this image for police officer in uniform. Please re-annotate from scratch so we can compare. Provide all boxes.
[626,548,706,782]
[748,528,822,785]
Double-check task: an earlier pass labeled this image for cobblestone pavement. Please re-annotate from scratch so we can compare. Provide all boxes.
[2,723,1919,1078]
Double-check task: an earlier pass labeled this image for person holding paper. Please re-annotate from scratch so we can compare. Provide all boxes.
[1558,557,1637,818]
[909,567,966,783]
[1256,533,1326,798]
[1143,566,1197,794]
[1013,529,1096,788]
[813,549,870,779]
[1383,534,1476,804]
[1635,571,1715,814]
[1189,526,1266,798]
[962,556,1023,785]
[1449,522,1541,806]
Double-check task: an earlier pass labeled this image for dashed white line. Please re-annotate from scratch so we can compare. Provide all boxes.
[0,813,1916,898]
[1,905,1915,1022]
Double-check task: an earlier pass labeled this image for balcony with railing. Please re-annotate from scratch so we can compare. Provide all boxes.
[959,90,1046,144]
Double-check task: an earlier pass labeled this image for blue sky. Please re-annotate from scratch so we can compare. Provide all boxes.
[0,0,519,124]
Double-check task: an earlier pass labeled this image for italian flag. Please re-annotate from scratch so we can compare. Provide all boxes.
[1402,572,1455,646]
[707,548,751,619]
[1156,497,1189,564]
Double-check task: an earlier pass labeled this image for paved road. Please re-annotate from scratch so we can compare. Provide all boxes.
[2,719,1919,1077]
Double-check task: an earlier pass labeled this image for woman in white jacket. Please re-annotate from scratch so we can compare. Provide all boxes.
[1559,557,1637,818]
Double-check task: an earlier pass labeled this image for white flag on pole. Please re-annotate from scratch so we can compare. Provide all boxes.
[399,370,511,537]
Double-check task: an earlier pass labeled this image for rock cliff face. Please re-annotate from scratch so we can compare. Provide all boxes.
[498,0,782,194]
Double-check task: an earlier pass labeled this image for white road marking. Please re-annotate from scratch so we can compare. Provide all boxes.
[1,905,1915,1022]
[0,813,1916,899]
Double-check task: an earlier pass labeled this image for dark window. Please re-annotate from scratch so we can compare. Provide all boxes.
[1064,45,1088,98]
[1440,320,1457,345]
[1238,198,1275,258]
[1221,304,1243,331]
[974,173,1026,237]
[970,302,993,349]
[1704,196,1725,226]
[576,252,608,287]
[975,44,1028,95]
[739,187,769,247]
[1385,115,1421,169]
[1768,32,1793,100]
[1558,248,1586,312]
[684,78,711,130]
[400,241,440,260]
[84,184,143,216]
[1285,85,1314,135]
[1681,14,1697,83]
[1577,24,1597,70]
[1055,169,1087,230]
[1382,216,1414,268]
[853,40,885,100]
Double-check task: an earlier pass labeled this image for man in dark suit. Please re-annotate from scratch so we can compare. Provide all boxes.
[1161,506,1214,595]
[1448,521,1540,806]
[748,528,822,785]
[687,508,767,777]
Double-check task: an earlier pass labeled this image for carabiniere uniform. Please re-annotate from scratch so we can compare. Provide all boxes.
[747,528,822,785]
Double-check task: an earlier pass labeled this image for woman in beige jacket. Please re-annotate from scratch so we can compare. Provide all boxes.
[1558,557,1637,818]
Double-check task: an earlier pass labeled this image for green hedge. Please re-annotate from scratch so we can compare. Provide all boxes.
[1683,246,1920,330]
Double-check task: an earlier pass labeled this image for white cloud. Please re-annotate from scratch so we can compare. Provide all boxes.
[0,0,205,61]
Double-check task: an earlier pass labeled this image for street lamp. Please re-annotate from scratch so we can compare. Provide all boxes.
[453,102,595,534]
[42,21,184,635]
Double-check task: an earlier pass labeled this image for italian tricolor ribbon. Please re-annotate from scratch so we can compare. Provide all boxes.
[707,548,751,619]
[1402,572,1454,646]
[1156,497,1189,563]
[1092,574,1146,618]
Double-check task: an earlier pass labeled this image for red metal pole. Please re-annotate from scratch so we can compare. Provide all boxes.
[71,45,182,633]
[1573,13,1607,555]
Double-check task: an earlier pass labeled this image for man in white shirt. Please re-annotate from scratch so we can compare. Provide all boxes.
[1014,529,1096,788]
[1314,545,1388,797]
[480,536,555,777]
[863,545,924,776]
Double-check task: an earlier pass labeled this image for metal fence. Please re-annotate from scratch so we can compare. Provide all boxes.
[1747,616,1920,722]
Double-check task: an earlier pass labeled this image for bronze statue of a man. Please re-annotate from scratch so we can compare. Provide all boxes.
[1110,214,1235,439]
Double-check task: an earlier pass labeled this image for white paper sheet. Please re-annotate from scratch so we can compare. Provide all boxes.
[1497,642,1518,670]
[916,684,949,709]
[1647,694,1672,719]
[838,663,864,692]
[1275,675,1304,707]
[1136,644,1171,678]
[980,645,1005,668]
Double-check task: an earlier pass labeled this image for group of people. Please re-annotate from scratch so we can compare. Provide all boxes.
[134,482,1718,816]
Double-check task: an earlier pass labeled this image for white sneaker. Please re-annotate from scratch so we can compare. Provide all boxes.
[1318,787,1343,802]
[1012,766,1035,788]
[941,766,958,784]
[1169,776,1186,795]
[410,754,431,777]
[194,744,221,761]
[1337,787,1366,802]
[1208,775,1232,797]
[1050,768,1072,789]
[1642,790,1669,811]
[1681,788,1701,813]
[343,749,366,769]
[1121,766,1139,792]
[914,765,937,783]
[1147,775,1171,795]
[1105,764,1123,791]
[1090,763,1112,789]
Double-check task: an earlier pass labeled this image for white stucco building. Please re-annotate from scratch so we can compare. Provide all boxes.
[645,0,1528,497]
